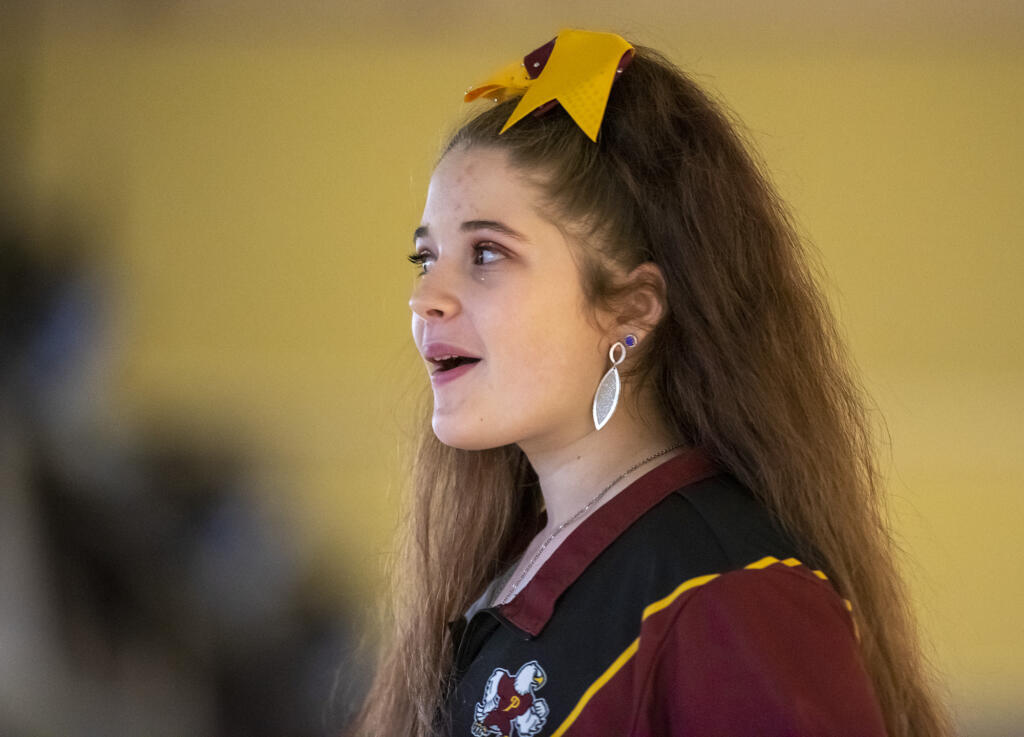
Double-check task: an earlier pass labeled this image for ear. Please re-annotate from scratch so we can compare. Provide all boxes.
[614,261,667,340]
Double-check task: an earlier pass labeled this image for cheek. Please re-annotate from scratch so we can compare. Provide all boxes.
[486,305,603,395]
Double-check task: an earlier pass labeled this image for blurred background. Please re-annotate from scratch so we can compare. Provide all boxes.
[1,1,1021,735]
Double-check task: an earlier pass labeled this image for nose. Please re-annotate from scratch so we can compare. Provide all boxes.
[408,267,460,321]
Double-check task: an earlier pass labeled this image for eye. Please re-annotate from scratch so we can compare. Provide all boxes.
[407,249,435,276]
[473,242,505,266]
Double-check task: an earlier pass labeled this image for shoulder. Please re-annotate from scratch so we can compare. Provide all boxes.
[626,560,887,736]
[559,554,887,736]
[606,471,807,580]
[571,471,820,648]
[639,559,856,656]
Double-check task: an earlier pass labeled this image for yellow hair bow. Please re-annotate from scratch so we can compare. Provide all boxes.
[464,29,634,143]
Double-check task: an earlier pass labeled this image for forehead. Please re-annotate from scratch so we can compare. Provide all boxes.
[424,146,543,221]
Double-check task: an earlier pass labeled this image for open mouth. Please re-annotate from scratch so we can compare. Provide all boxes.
[430,355,482,374]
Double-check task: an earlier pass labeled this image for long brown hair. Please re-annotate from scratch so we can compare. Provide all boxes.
[350,43,948,737]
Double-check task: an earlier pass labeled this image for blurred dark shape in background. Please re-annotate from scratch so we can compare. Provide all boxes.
[0,213,367,736]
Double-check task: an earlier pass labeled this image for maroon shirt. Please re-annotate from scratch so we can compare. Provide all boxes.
[444,448,887,737]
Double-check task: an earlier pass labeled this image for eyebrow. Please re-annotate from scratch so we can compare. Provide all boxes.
[412,220,527,245]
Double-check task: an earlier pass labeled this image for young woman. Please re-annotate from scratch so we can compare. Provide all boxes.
[351,29,948,737]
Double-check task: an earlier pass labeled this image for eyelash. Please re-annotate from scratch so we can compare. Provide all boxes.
[406,251,432,275]
[407,243,504,275]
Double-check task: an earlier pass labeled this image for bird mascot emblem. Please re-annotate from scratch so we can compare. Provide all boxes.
[471,660,550,737]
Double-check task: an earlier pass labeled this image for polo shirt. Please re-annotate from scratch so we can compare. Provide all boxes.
[442,448,887,737]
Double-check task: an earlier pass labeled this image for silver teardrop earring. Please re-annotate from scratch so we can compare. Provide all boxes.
[593,334,637,430]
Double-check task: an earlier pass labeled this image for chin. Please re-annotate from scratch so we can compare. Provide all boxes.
[431,414,511,451]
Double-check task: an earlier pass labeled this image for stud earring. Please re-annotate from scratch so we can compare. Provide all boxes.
[593,334,637,430]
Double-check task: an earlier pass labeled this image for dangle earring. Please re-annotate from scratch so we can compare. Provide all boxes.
[592,334,637,430]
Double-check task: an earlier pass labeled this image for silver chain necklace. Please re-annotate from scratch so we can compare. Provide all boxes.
[495,444,683,606]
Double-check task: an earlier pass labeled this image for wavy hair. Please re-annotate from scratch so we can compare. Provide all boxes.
[349,44,949,737]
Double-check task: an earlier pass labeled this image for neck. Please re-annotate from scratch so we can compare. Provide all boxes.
[518,393,684,532]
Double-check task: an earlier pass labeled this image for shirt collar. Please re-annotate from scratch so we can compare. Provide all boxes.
[495,446,719,637]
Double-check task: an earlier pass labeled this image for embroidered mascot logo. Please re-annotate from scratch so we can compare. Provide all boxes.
[471,660,550,737]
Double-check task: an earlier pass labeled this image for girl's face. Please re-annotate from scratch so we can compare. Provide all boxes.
[410,145,613,453]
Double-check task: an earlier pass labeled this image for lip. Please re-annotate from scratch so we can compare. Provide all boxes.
[430,359,480,386]
[420,341,483,362]
[418,341,484,387]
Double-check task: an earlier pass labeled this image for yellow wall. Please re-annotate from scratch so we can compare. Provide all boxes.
[11,6,1023,733]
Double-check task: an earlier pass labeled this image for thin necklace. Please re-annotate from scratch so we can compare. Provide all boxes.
[495,444,684,606]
